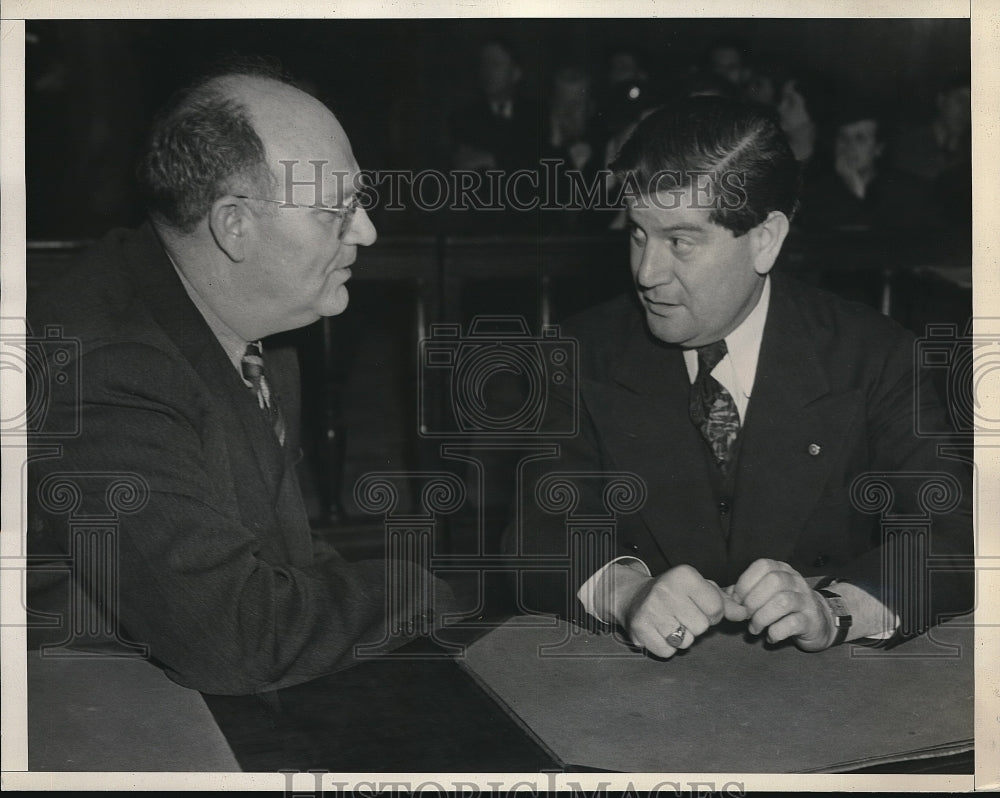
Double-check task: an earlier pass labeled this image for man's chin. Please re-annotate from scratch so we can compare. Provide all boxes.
[319,285,350,317]
[644,310,689,346]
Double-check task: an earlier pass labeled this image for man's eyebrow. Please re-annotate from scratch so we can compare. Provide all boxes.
[655,223,709,235]
[624,208,708,235]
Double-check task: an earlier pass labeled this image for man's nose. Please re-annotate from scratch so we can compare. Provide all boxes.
[345,205,377,247]
[635,245,675,288]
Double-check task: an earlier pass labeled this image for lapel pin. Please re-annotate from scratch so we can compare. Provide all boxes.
[808,443,822,456]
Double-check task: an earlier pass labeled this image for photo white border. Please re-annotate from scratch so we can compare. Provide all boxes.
[2,0,995,792]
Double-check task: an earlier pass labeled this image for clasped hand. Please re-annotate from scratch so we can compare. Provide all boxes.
[619,559,835,658]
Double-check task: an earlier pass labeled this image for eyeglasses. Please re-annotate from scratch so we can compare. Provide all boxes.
[234,193,361,241]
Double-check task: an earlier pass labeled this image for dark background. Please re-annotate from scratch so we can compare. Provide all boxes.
[26,17,970,239]
[24,17,973,527]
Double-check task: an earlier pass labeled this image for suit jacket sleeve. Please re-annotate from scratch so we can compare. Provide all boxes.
[29,340,454,695]
[834,320,973,637]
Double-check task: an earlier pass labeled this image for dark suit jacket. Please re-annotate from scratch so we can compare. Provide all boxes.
[27,223,451,695]
[510,274,973,640]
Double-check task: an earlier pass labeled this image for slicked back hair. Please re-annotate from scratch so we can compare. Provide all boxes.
[612,95,800,236]
[136,56,297,233]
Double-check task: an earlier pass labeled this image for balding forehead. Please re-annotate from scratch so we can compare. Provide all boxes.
[218,75,356,180]
[218,75,340,132]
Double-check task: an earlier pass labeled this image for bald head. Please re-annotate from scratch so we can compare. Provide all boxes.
[137,65,352,233]
[219,74,356,196]
[137,61,376,340]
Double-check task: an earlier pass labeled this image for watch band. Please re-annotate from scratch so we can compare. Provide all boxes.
[817,587,853,647]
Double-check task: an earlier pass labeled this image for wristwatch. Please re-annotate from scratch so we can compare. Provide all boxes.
[816,587,853,647]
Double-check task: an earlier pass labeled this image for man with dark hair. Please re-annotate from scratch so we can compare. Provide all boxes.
[509,96,972,658]
[28,61,454,694]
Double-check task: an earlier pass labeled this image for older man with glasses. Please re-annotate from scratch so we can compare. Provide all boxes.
[27,59,454,695]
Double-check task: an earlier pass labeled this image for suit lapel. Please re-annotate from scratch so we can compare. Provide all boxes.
[727,277,863,578]
[125,224,288,503]
[584,314,729,576]
[586,280,865,584]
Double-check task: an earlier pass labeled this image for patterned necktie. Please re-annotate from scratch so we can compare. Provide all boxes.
[241,342,286,447]
[689,340,740,471]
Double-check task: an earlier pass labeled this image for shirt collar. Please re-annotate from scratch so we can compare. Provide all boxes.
[683,275,771,399]
[166,250,249,375]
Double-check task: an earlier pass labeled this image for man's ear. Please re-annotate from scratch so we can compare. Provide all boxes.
[208,196,251,263]
[750,210,790,276]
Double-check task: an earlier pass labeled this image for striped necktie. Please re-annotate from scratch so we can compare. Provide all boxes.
[689,340,740,471]
[241,342,286,447]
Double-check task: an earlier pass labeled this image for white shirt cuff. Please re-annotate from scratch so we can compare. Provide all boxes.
[865,611,902,640]
[576,556,651,624]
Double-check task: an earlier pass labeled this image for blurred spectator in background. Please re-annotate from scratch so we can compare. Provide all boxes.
[541,66,604,231]
[683,68,738,100]
[893,71,971,236]
[601,78,660,170]
[451,38,540,173]
[605,46,649,88]
[741,55,782,107]
[448,38,541,233]
[706,36,750,92]
[893,72,971,183]
[544,66,600,171]
[776,70,835,167]
[598,46,654,158]
[799,102,935,238]
[600,77,661,230]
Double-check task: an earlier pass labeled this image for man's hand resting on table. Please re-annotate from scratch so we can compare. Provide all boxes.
[727,558,836,651]
[602,563,748,658]
[597,558,896,656]
[727,558,897,651]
